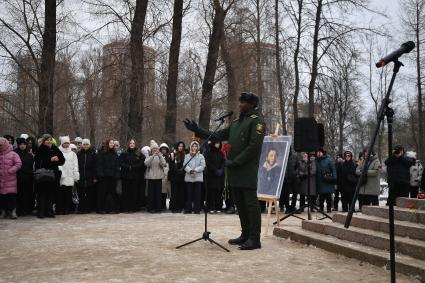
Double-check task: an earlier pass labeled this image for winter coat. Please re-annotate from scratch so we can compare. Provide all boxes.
[0,144,22,194]
[120,149,145,180]
[96,150,120,179]
[339,160,357,193]
[34,144,65,180]
[59,146,80,187]
[284,152,298,184]
[296,158,317,195]
[204,144,225,189]
[168,152,186,183]
[356,155,381,196]
[14,148,34,183]
[144,154,167,180]
[385,154,415,186]
[77,148,97,188]
[184,151,206,183]
[410,160,423,187]
[316,155,336,194]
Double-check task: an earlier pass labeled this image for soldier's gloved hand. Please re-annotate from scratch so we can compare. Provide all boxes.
[183,119,198,132]
[224,160,235,168]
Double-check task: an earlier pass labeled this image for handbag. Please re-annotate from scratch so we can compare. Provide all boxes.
[322,172,337,184]
[34,160,56,183]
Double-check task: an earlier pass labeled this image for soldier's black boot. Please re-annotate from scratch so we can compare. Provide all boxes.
[228,234,248,245]
[239,239,261,250]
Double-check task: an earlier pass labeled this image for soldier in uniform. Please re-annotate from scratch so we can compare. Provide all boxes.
[184,92,265,250]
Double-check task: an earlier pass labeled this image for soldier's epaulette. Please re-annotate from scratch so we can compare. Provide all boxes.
[249,114,258,119]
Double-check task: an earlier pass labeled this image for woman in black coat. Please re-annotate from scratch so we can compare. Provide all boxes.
[96,139,120,213]
[77,139,97,213]
[340,151,358,212]
[14,138,34,216]
[34,134,65,218]
[120,139,145,212]
[204,141,225,213]
[169,142,186,213]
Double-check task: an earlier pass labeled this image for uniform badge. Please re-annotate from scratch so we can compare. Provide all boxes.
[256,123,265,135]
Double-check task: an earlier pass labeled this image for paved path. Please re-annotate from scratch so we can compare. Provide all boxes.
[0,211,415,282]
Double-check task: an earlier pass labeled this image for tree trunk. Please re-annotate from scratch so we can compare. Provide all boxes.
[128,0,149,142]
[220,26,238,115]
[275,0,287,134]
[198,0,224,130]
[38,0,57,135]
[416,2,423,160]
[255,0,263,108]
[164,0,184,144]
[293,0,303,121]
[307,0,322,118]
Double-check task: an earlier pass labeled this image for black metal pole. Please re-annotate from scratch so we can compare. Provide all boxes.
[386,107,396,283]
[344,60,402,283]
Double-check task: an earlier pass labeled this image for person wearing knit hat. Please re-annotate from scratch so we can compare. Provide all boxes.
[74,137,83,152]
[34,134,65,218]
[14,137,35,216]
[183,141,206,214]
[0,137,22,219]
[144,139,167,213]
[60,136,71,145]
[76,137,97,213]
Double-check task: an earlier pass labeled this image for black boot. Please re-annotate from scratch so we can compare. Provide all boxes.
[228,234,248,245]
[239,239,261,250]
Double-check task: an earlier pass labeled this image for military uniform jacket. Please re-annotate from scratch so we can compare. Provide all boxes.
[196,108,265,189]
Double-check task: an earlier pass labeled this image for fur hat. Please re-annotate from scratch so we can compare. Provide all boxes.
[60,136,71,145]
[20,134,29,140]
[74,137,83,143]
[82,138,91,145]
[16,138,27,145]
[150,140,159,150]
[239,92,259,107]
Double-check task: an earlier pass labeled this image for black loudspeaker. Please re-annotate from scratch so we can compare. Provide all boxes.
[294,118,320,152]
[317,122,325,147]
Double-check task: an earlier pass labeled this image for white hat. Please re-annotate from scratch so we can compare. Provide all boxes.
[20,134,29,139]
[60,136,70,145]
[82,138,91,145]
[141,146,150,157]
[150,140,159,150]
[74,137,83,143]
[70,144,77,150]
[406,151,417,159]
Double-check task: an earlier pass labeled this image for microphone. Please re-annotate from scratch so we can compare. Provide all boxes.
[376,41,415,68]
[214,111,233,121]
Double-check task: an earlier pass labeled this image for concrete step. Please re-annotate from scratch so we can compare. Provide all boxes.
[274,225,425,281]
[302,221,425,261]
[362,205,425,225]
[396,197,425,210]
[333,213,425,242]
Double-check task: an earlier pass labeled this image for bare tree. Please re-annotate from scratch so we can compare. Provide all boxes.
[163,0,184,144]
[401,0,425,160]
[198,0,234,130]
[275,0,287,134]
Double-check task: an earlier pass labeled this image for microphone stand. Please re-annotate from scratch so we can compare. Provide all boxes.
[345,60,403,283]
[176,117,230,252]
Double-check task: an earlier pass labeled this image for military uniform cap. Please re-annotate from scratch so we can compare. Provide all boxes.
[239,92,259,107]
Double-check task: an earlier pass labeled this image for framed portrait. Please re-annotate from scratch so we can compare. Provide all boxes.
[257,136,292,199]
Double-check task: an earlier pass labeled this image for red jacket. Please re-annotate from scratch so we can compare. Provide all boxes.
[0,144,22,194]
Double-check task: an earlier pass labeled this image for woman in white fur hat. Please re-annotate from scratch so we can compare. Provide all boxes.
[57,136,80,214]
[144,140,167,213]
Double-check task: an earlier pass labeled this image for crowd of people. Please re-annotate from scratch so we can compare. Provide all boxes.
[0,133,238,219]
[278,146,423,214]
[0,132,423,220]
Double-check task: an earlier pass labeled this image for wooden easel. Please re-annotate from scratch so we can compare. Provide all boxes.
[257,124,282,236]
